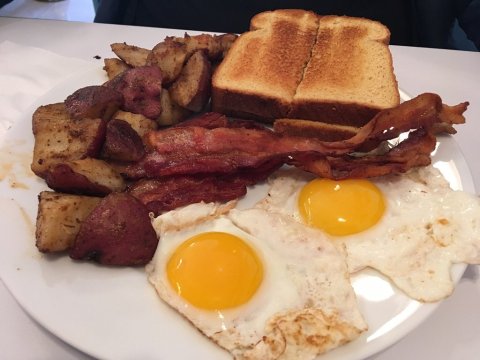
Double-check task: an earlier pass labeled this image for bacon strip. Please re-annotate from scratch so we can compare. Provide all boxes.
[291,129,436,179]
[322,93,466,150]
[128,159,283,215]
[174,112,268,130]
[123,93,467,180]
[128,175,247,215]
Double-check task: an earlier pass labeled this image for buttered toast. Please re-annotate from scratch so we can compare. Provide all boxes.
[212,10,400,126]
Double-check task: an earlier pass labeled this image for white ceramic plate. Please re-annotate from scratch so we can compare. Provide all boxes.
[0,69,474,360]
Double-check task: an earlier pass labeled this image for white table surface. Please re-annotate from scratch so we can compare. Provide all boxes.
[0,17,479,360]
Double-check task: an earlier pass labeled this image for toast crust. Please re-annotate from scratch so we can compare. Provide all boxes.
[274,118,358,141]
[287,101,381,127]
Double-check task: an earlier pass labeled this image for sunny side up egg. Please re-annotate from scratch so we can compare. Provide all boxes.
[297,177,385,236]
[147,202,367,360]
[257,165,480,302]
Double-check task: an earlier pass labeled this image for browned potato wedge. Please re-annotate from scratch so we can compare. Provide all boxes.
[169,50,212,112]
[146,39,188,84]
[101,119,145,162]
[105,66,163,120]
[64,85,123,121]
[45,158,126,196]
[36,191,101,253]
[171,33,222,60]
[113,110,158,137]
[69,192,158,266]
[103,58,131,80]
[170,33,238,60]
[110,43,150,67]
[157,88,192,126]
[31,103,106,178]
[217,33,238,57]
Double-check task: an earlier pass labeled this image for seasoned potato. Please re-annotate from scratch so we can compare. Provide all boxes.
[64,85,123,121]
[105,66,163,120]
[110,42,150,67]
[113,110,158,137]
[217,33,238,57]
[169,50,212,112]
[157,88,192,126]
[147,39,188,84]
[36,191,102,253]
[101,119,145,162]
[103,58,131,80]
[170,33,238,61]
[69,192,158,266]
[45,158,126,196]
[171,33,222,60]
[31,103,106,178]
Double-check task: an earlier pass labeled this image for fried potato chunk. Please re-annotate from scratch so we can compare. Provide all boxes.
[45,158,126,196]
[112,110,158,137]
[101,119,145,162]
[146,39,188,84]
[31,103,106,178]
[103,58,131,80]
[69,192,158,266]
[64,85,123,121]
[36,191,102,253]
[169,50,212,112]
[170,33,238,60]
[157,88,192,126]
[110,42,150,67]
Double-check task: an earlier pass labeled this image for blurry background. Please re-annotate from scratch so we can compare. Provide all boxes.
[0,0,477,51]
[0,0,95,23]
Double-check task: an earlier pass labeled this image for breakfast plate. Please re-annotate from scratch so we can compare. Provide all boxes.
[0,68,474,360]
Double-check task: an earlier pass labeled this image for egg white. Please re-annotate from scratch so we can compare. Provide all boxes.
[147,202,367,359]
[256,165,480,302]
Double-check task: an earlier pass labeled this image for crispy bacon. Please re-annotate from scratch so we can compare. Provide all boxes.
[291,129,437,179]
[128,159,283,215]
[124,93,467,180]
[321,93,466,151]
[435,102,468,134]
[123,128,324,179]
[174,112,267,130]
[128,176,247,215]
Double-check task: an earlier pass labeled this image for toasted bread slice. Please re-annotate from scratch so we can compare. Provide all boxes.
[212,9,319,121]
[274,118,359,141]
[273,117,383,152]
[212,10,399,125]
[289,16,400,126]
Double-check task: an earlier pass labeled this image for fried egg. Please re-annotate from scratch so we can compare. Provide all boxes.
[147,202,367,359]
[256,165,480,302]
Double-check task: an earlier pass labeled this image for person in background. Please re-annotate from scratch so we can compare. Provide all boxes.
[0,0,12,8]
[94,0,479,51]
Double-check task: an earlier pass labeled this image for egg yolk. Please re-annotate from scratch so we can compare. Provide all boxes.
[298,178,385,236]
[166,232,263,310]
